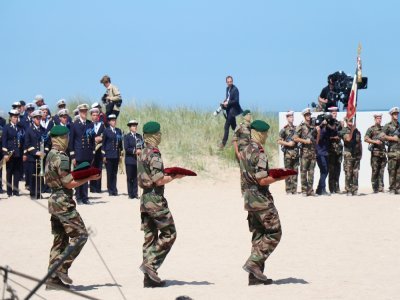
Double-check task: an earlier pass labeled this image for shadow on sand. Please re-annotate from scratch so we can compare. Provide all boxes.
[165,280,214,287]
[72,283,121,291]
[273,277,309,285]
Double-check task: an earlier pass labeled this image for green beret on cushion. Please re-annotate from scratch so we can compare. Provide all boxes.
[250,120,270,132]
[73,162,90,171]
[49,125,69,137]
[242,109,251,116]
[143,121,161,134]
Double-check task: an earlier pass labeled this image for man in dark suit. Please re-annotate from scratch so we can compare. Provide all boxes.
[220,75,242,148]
[90,107,105,193]
[124,120,143,199]
[69,104,95,204]
[102,114,122,196]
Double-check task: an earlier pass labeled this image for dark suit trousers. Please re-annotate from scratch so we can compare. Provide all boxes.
[222,113,237,145]
[28,160,43,197]
[75,160,89,201]
[126,164,138,198]
[106,158,118,195]
[90,150,103,193]
[6,157,22,195]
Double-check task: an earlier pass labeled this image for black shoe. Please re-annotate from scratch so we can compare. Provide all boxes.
[13,192,20,196]
[82,199,91,205]
[248,277,273,285]
[45,277,71,290]
[373,189,378,193]
[143,274,166,288]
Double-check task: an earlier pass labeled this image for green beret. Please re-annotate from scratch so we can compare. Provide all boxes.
[251,120,270,132]
[242,109,251,116]
[50,125,69,137]
[74,162,90,171]
[143,121,161,134]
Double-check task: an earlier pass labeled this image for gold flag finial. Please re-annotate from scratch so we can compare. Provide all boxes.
[357,43,362,55]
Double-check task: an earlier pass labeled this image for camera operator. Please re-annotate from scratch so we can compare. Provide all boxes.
[315,115,330,196]
[326,107,343,194]
[100,75,122,118]
[318,75,337,112]
[219,76,242,148]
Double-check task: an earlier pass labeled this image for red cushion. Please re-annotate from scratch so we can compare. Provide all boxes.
[164,167,197,176]
[268,168,298,178]
[71,167,101,180]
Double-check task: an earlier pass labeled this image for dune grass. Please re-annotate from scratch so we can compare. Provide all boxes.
[60,98,279,173]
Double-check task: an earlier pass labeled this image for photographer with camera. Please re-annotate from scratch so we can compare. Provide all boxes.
[326,107,343,194]
[100,75,122,118]
[364,113,387,193]
[218,76,242,148]
[318,75,337,112]
[278,111,299,194]
[315,114,331,196]
[294,108,317,196]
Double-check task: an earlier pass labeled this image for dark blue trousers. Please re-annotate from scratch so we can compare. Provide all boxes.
[222,113,237,145]
[316,155,329,193]
[75,160,89,202]
[90,150,103,193]
[126,164,138,198]
[105,158,118,195]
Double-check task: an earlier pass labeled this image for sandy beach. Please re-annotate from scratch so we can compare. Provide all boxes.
[1,167,400,300]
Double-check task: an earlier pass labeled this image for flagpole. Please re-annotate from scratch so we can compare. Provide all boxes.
[355,43,362,125]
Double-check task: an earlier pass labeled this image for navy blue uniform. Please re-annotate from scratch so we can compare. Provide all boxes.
[53,113,72,126]
[0,117,6,192]
[41,117,55,134]
[102,127,122,196]
[24,124,50,198]
[222,84,243,146]
[90,121,105,193]
[2,123,25,196]
[124,132,143,198]
[69,119,95,203]
[19,114,32,130]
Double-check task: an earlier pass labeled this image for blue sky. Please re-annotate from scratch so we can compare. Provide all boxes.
[1,0,399,113]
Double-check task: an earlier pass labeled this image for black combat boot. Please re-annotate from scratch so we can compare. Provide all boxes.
[45,277,71,290]
[143,274,166,288]
[247,263,273,285]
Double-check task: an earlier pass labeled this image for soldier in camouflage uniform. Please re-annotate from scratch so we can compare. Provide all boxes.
[137,121,185,288]
[339,118,362,195]
[278,111,299,194]
[240,120,288,285]
[326,107,343,193]
[45,125,101,290]
[233,109,252,194]
[294,108,317,196]
[364,113,387,193]
[383,107,400,194]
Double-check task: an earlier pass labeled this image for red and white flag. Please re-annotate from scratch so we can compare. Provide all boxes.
[346,75,358,120]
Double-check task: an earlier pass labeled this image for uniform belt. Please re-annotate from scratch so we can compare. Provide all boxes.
[142,187,164,195]
[246,185,270,194]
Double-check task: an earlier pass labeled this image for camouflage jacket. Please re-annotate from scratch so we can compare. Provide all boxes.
[294,122,317,151]
[233,121,251,152]
[365,124,386,153]
[327,120,343,155]
[137,145,165,191]
[279,124,298,157]
[240,141,273,212]
[45,149,75,215]
[383,121,400,152]
[339,127,362,157]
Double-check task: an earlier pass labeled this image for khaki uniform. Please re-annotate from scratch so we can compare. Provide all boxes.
[279,124,299,194]
[383,121,400,193]
[45,149,88,275]
[365,124,387,192]
[106,84,122,112]
[138,145,176,272]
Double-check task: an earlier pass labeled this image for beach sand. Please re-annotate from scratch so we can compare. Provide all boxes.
[1,168,400,300]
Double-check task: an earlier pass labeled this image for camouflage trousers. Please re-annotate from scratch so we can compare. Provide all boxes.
[387,151,400,192]
[300,150,316,193]
[141,192,177,271]
[246,204,282,268]
[48,210,88,275]
[284,153,299,194]
[343,154,361,193]
[370,151,387,192]
[328,152,342,193]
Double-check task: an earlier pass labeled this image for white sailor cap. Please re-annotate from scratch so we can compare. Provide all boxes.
[58,109,69,116]
[34,94,44,102]
[107,114,117,120]
[91,102,101,109]
[286,111,294,116]
[39,105,49,111]
[127,119,139,126]
[389,107,399,115]
[373,113,383,118]
[12,101,21,108]
[328,106,338,112]
[26,103,35,110]
[31,110,42,118]
[57,99,66,107]
[8,109,20,116]
[302,108,311,116]
[89,108,99,115]
[77,103,89,110]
